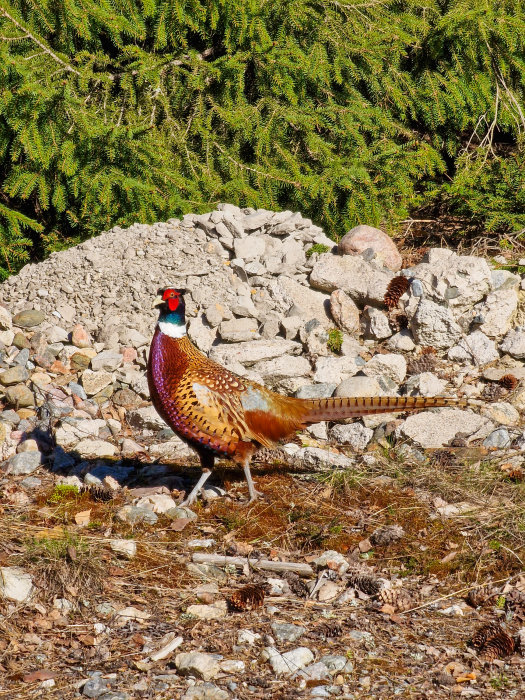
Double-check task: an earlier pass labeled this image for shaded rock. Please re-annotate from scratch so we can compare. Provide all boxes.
[330,290,360,335]
[339,224,402,271]
[127,406,165,431]
[500,329,525,359]
[5,451,42,475]
[0,366,29,385]
[361,307,392,340]
[13,309,45,328]
[271,622,306,644]
[4,384,35,407]
[116,505,158,525]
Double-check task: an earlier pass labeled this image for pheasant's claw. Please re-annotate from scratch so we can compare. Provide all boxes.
[179,469,212,508]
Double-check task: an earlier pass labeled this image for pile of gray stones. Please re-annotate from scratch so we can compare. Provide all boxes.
[0,202,524,490]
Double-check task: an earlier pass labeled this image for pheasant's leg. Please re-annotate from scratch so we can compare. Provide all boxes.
[180,451,214,507]
[243,459,263,504]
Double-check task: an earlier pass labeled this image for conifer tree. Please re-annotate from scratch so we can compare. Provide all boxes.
[0,0,524,277]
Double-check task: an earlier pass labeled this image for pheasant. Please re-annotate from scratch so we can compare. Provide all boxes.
[148,287,476,505]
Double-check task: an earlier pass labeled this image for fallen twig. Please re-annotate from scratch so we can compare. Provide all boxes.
[191,553,314,577]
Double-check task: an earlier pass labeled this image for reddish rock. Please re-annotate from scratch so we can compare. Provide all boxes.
[121,347,138,364]
[71,324,92,348]
[338,224,402,271]
[49,360,70,375]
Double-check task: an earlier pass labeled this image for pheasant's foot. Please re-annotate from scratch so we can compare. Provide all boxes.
[242,461,262,504]
[180,469,212,507]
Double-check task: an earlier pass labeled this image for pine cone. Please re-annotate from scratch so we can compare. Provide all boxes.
[347,569,383,596]
[466,585,499,609]
[479,631,515,661]
[80,485,114,502]
[369,525,405,547]
[388,311,408,333]
[431,450,455,467]
[470,621,506,650]
[384,276,410,310]
[282,571,310,598]
[500,374,518,391]
[504,588,525,622]
[378,587,419,612]
[309,621,343,639]
[482,383,505,402]
[407,352,437,376]
[227,584,265,612]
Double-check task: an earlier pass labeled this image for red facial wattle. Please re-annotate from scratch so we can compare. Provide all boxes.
[168,297,179,311]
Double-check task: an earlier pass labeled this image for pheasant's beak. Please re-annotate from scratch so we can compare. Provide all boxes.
[152,296,164,308]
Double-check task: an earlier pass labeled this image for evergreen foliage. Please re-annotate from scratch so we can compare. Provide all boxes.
[0,0,524,277]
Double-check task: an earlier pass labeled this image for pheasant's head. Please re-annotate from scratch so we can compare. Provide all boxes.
[154,287,187,338]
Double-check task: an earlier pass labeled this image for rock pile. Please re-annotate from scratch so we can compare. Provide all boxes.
[0,204,524,493]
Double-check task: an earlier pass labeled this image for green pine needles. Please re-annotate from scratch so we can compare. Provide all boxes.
[0,0,524,278]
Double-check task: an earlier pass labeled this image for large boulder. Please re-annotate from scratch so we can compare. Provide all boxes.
[338,224,402,271]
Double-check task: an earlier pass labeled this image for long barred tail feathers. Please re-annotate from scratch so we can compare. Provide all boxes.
[301,395,482,424]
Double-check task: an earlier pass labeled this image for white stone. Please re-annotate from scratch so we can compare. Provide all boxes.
[90,351,123,372]
[219,317,259,342]
[293,447,354,471]
[185,601,228,620]
[149,633,184,662]
[175,651,221,681]
[310,255,392,307]
[262,646,314,676]
[135,493,178,514]
[386,329,416,352]
[361,307,392,340]
[335,375,383,398]
[448,330,499,366]
[364,353,406,384]
[127,406,166,430]
[237,630,262,645]
[81,369,113,396]
[210,339,301,366]
[404,372,447,397]
[0,567,33,602]
[410,299,462,349]
[188,316,217,354]
[0,306,12,330]
[110,539,137,557]
[330,289,360,335]
[234,236,266,261]
[473,288,519,337]
[481,402,520,426]
[330,423,373,451]
[313,356,358,384]
[410,250,492,315]
[75,439,117,458]
[398,409,494,448]
[254,355,311,379]
[500,329,525,359]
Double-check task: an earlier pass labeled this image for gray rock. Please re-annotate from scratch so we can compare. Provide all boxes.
[329,289,360,334]
[330,423,373,451]
[82,370,113,396]
[296,383,336,399]
[410,299,462,349]
[404,372,447,397]
[75,439,116,459]
[310,255,392,307]
[4,383,35,407]
[271,622,306,644]
[13,348,30,366]
[320,655,349,672]
[364,353,406,384]
[335,375,382,398]
[277,277,332,326]
[175,651,221,681]
[313,356,358,384]
[91,351,123,372]
[448,330,499,365]
[410,250,492,315]
[293,447,354,471]
[127,406,165,431]
[13,309,45,328]
[500,329,525,359]
[483,428,511,448]
[182,683,229,700]
[254,355,311,380]
[361,307,392,340]
[293,661,331,681]
[218,318,259,342]
[338,225,402,271]
[262,646,314,676]
[482,402,520,426]
[0,365,29,385]
[386,329,415,352]
[234,236,266,261]
[5,451,42,475]
[399,409,494,448]
[473,288,518,338]
[82,675,112,698]
[116,505,158,525]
